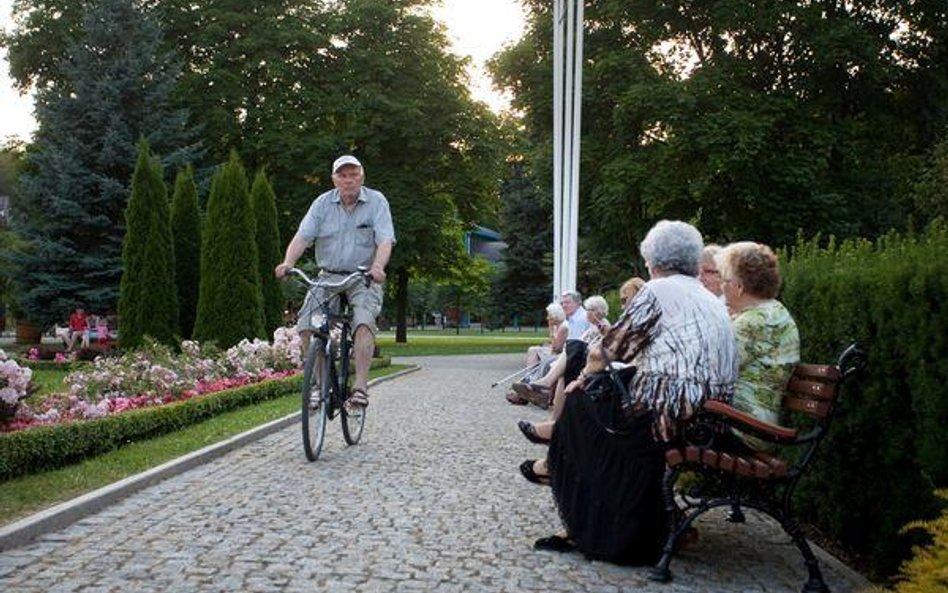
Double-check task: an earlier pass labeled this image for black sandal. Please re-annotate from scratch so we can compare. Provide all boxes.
[347,388,369,407]
[519,459,550,485]
[517,420,550,445]
[534,535,576,553]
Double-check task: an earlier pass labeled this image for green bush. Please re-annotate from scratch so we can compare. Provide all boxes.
[118,137,179,348]
[250,168,284,336]
[781,221,948,576]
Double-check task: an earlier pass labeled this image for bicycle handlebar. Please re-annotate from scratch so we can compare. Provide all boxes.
[286,266,371,290]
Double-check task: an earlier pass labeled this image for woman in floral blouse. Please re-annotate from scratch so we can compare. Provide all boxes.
[717,241,800,451]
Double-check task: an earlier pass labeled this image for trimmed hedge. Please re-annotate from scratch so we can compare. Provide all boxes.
[781,222,948,576]
[0,375,302,482]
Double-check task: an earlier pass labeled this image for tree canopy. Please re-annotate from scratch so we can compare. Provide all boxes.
[492,0,948,274]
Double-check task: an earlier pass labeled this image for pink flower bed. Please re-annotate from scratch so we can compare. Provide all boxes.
[1,328,303,434]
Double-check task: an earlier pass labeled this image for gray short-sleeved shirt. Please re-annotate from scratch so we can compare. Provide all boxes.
[297,186,396,271]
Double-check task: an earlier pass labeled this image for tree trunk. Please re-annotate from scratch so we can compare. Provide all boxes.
[395,268,409,343]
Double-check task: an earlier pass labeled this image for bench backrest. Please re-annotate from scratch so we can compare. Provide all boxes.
[782,363,843,420]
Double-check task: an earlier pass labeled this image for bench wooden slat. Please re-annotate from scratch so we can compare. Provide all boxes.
[702,400,799,440]
[791,363,841,381]
[783,394,831,418]
[786,378,835,400]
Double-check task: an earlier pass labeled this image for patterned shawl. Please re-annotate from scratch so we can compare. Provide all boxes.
[600,275,738,441]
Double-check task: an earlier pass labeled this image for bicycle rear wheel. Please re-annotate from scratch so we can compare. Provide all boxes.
[301,339,330,461]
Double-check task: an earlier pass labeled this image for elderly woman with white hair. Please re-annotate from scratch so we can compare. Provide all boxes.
[521,220,738,566]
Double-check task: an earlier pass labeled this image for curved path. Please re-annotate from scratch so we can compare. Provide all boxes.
[0,354,868,592]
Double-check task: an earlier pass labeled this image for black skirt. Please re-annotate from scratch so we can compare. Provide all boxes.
[547,387,667,565]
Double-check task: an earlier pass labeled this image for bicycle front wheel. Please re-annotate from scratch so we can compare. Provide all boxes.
[341,356,366,445]
[301,339,329,461]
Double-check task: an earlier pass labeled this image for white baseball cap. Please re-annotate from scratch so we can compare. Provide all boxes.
[332,155,362,174]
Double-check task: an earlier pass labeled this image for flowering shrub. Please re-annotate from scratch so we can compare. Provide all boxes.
[2,328,304,432]
[0,349,34,421]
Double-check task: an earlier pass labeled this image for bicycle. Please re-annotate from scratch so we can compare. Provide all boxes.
[286,267,371,461]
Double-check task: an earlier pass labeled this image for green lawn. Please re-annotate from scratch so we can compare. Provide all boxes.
[27,367,72,399]
[377,330,545,356]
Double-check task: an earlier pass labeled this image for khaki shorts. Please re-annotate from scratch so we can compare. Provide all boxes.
[297,273,383,334]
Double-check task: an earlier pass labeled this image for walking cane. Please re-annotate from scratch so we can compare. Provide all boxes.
[490,361,541,388]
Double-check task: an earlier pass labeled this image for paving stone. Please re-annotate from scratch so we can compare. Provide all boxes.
[0,354,870,593]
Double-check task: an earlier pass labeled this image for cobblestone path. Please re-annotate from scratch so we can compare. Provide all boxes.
[0,354,868,593]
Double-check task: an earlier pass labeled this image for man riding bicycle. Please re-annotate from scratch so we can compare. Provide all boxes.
[275,155,395,408]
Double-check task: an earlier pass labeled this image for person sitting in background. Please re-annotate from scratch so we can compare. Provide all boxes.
[521,220,737,565]
[512,294,611,410]
[619,277,646,309]
[507,303,568,405]
[560,290,590,340]
[83,314,111,346]
[517,280,646,444]
[80,313,100,349]
[717,241,800,451]
[699,244,724,298]
[66,307,88,351]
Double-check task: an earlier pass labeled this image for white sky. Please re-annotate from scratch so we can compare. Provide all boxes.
[0,0,526,144]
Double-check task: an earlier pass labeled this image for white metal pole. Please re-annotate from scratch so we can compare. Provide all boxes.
[562,0,575,295]
[552,0,564,300]
[567,0,584,292]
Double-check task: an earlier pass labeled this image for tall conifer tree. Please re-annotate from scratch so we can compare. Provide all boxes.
[171,166,201,338]
[193,152,265,347]
[8,0,199,328]
[250,169,283,337]
[118,138,178,347]
[171,166,202,339]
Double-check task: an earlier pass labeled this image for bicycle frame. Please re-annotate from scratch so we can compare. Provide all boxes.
[315,303,353,418]
[287,267,371,460]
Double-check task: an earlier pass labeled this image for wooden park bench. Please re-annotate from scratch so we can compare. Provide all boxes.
[649,343,866,593]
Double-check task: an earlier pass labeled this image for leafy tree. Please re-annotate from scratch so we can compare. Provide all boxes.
[320,0,505,342]
[913,127,948,225]
[250,169,283,337]
[5,0,199,328]
[193,151,264,347]
[118,137,178,348]
[171,165,202,339]
[493,0,948,265]
[151,0,338,224]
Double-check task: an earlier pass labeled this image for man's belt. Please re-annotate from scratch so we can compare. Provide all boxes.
[321,269,355,275]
